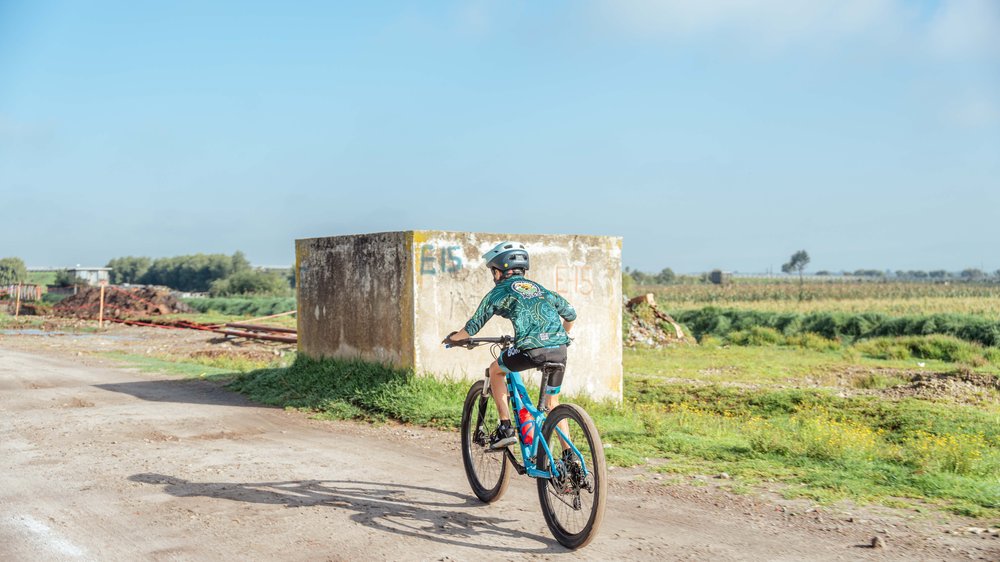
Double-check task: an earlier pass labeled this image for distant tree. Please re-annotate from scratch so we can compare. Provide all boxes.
[53,269,80,287]
[815,270,831,276]
[629,269,654,285]
[231,250,252,274]
[209,270,291,297]
[853,269,884,278]
[106,256,152,284]
[654,267,676,284]
[960,268,985,281]
[0,257,28,285]
[138,252,252,292]
[929,270,950,280]
[621,271,635,298]
[781,250,810,300]
[995,269,1000,281]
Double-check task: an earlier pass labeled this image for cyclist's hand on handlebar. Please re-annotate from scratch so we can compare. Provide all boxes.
[442,331,465,348]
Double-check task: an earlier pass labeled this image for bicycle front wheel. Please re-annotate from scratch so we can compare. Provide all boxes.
[460,380,511,503]
[536,403,607,549]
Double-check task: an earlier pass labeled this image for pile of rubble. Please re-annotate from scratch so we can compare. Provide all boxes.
[624,294,692,348]
[53,286,192,319]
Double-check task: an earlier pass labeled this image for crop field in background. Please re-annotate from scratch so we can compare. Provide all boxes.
[645,281,1000,319]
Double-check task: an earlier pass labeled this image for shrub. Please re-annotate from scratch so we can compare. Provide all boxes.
[855,335,987,363]
[183,297,296,316]
[209,270,292,297]
[785,332,841,352]
[673,308,1000,348]
[727,326,785,346]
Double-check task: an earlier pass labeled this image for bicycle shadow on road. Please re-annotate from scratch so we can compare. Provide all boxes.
[129,473,563,554]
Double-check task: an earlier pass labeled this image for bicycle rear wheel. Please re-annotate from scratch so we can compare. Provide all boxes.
[460,380,511,503]
[536,403,607,549]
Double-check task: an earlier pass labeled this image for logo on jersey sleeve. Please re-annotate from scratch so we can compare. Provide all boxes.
[512,281,541,297]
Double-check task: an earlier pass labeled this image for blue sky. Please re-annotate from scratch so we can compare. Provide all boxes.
[1,0,998,273]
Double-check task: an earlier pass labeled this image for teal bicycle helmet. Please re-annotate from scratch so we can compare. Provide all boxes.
[482,241,529,272]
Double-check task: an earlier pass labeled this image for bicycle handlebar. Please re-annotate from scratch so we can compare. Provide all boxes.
[444,335,513,349]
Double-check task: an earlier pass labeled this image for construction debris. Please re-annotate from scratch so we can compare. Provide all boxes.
[53,286,193,319]
[624,293,692,348]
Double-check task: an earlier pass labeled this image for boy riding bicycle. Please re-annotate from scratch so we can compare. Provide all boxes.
[443,241,577,449]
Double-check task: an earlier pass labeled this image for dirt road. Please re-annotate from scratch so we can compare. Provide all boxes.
[1,345,995,561]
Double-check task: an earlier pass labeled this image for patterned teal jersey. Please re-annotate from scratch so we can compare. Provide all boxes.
[464,275,577,350]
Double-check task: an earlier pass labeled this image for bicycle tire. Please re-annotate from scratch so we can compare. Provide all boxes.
[460,380,511,503]
[536,403,607,549]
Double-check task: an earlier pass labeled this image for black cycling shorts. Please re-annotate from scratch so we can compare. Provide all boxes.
[498,345,567,391]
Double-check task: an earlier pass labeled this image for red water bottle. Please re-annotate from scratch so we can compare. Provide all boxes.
[518,406,534,445]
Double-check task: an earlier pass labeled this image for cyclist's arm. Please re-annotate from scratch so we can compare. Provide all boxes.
[547,291,577,324]
[463,290,499,336]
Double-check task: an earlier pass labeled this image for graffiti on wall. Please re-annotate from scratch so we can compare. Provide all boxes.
[420,244,464,275]
[554,265,593,296]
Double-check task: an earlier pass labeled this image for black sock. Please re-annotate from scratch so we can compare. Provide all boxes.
[499,419,512,430]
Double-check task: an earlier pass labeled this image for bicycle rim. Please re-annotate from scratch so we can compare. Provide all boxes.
[460,381,510,503]
[536,403,607,549]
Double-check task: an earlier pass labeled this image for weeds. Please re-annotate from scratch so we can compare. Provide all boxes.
[675,308,1000,348]
[182,297,296,317]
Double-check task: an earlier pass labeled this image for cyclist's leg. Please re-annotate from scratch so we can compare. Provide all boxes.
[545,394,572,451]
[488,359,510,421]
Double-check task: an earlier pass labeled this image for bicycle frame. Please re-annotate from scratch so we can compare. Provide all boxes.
[502,369,591,481]
[454,335,590,481]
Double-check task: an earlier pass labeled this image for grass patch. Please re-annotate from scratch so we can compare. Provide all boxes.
[0,314,47,329]
[228,355,469,428]
[624,344,965,386]
[604,375,1000,516]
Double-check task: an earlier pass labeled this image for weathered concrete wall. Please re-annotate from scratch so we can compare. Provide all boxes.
[296,230,623,402]
[411,231,622,401]
[296,232,414,366]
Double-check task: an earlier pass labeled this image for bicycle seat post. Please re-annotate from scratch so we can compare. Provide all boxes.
[538,369,550,412]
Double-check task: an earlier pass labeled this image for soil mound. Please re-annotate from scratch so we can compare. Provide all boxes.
[839,367,1000,404]
[624,294,693,348]
[881,371,1000,402]
[53,286,192,319]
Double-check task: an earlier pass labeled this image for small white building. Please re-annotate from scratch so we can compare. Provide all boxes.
[68,267,112,286]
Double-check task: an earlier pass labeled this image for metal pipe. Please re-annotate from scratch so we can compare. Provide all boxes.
[224,323,297,334]
[214,329,297,344]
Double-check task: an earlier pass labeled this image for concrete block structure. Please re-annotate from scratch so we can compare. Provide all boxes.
[296,231,622,401]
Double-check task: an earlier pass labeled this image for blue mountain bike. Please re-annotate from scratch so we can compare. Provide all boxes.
[450,336,607,549]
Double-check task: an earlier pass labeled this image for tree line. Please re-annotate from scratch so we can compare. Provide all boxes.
[0,253,291,297]
[106,252,292,296]
[626,265,1000,285]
